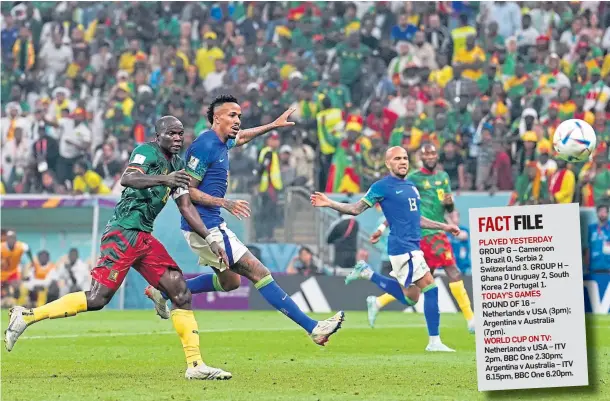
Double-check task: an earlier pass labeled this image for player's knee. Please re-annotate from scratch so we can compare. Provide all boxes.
[220,275,240,291]
[404,286,420,303]
[446,265,462,281]
[86,291,112,311]
[172,288,192,308]
[164,270,192,307]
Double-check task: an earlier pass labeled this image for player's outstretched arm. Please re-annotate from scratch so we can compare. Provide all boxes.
[421,216,461,236]
[310,192,370,216]
[175,193,230,267]
[187,176,251,219]
[235,107,296,147]
[120,168,190,190]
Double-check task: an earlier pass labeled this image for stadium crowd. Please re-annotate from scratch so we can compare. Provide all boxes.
[2,1,610,206]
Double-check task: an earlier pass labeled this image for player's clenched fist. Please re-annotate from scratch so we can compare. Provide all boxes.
[209,242,230,268]
[442,193,454,206]
[165,169,190,189]
[310,192,331,207]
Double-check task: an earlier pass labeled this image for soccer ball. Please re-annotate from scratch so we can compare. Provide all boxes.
[552,119,597,162]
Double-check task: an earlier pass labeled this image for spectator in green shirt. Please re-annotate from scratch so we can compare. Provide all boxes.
[316,69,352,111]
[333,32,371,104]
[158,6,180,45]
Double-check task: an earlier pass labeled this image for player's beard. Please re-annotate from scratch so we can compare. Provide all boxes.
[424,161,437,171]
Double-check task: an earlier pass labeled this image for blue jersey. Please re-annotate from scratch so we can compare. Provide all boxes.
[181,130,236,231]
[362,175,421,256]
[588,221,610,272]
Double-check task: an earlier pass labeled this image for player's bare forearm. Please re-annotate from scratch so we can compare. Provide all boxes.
[120,170,168,189]
[327,199,369,216]
[189,186,227,208]
[420,216,450,231]
[187,175,227,208]
[176,195,212,239]
[236,107,296,146]
[236,123,277,146]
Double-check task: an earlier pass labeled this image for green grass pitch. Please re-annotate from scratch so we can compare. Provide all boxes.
[2,311,608,401]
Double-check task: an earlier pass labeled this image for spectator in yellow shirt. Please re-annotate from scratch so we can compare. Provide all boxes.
[428,53,454,88]
[118,39,147,74]
[105,82,135,118]
[167,43,190,69]
[451,14,477,57]
[195,32,225,79]
[72,161,111,195]
[454,35,486,81]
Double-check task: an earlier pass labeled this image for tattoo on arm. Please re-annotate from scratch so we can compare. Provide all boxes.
[328,199,369,216]
[236,123,276,146]
[187,175,227,208]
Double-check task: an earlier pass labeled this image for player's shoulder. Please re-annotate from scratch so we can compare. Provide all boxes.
[132,142,159,158]
[404,178,418,188]
[370,175,392,189]
[437,170,450,180]
[407,169,423,179]
[190,130,221,153]
[132,142,155,152]
[130,142,161,164]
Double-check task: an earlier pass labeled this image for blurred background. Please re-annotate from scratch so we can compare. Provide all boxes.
[1,1,608,313]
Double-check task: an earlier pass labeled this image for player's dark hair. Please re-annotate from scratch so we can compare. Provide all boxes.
[459,13,469,25]
[597,204,609,213]
[207,94,239,125]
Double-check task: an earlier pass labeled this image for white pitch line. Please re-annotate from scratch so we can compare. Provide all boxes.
[17,324,609,341]
[19,324,428,340]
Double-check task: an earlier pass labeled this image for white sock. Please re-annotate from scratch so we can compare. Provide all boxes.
[375,299,382,309]
[429,335,441,345]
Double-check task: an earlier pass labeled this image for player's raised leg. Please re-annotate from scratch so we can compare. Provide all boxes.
[231,252,344,346]
[4,228,138,352]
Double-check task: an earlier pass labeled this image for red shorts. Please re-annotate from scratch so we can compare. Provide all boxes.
[1,271,20,283]
[420,232,456,270]
[92,228,181,292]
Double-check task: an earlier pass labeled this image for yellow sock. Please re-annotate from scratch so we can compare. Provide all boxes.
[376,293,397,308]
[171,309,203,369]
[23,291,88,325]
[449,280,474,321]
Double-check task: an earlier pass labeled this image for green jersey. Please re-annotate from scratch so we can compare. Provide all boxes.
[107,142,186,233]
[408,169,452,237]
